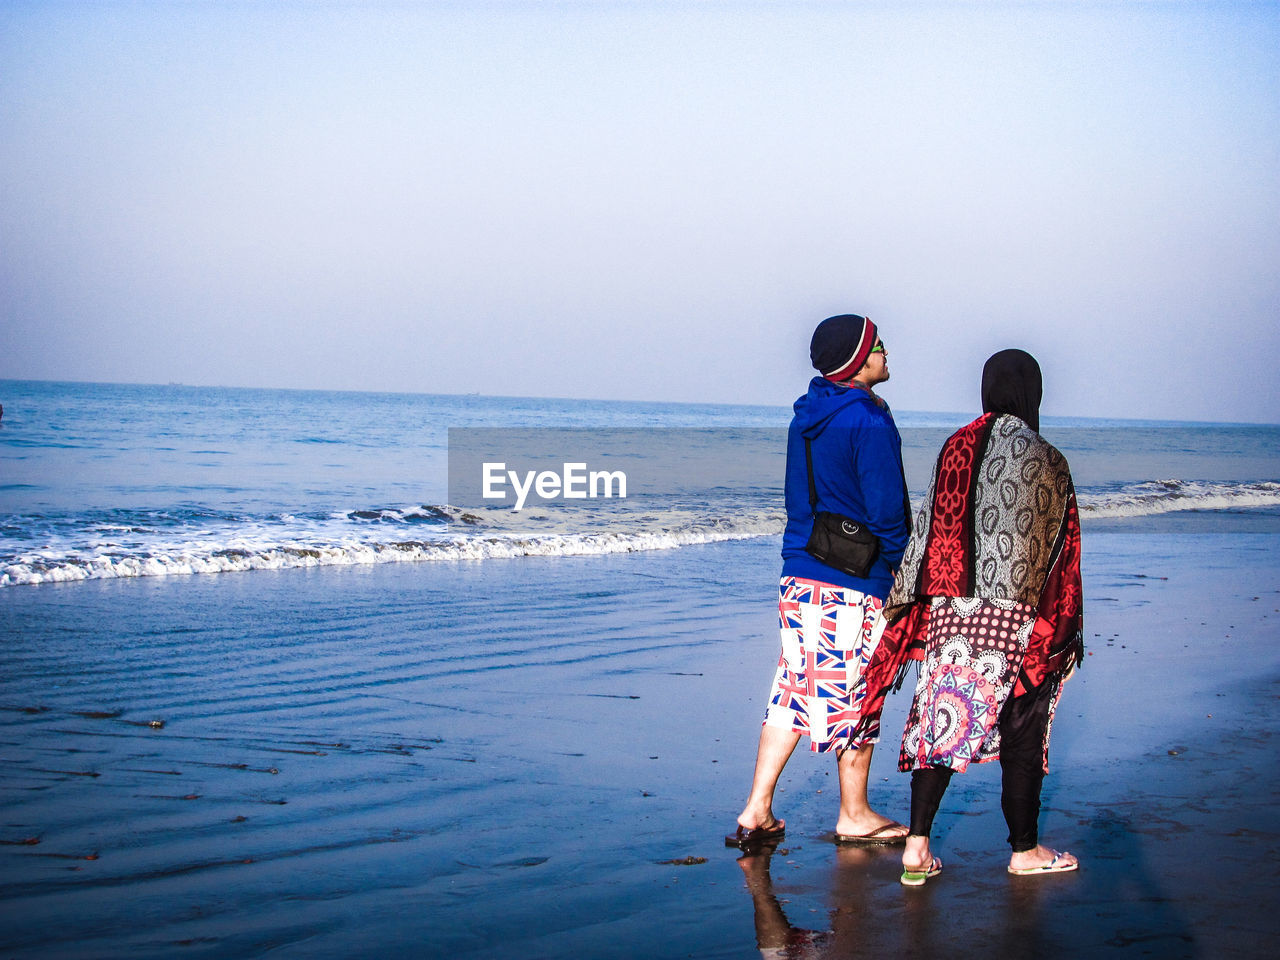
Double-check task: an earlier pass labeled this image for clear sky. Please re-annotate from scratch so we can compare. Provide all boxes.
[2,1,1278,422]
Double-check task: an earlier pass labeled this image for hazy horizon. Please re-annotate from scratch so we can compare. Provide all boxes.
[6,373,1280,428]
[3,1,1277,423]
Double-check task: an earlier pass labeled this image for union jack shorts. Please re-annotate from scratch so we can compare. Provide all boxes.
[763,576,887,753]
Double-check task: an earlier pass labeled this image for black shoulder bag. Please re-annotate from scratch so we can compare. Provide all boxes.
[802,437,881,578]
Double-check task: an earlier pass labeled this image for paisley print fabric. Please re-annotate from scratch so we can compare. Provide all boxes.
[897,597,1062,772]
[845,412,1083,752]
[887,412,1071,618]
[969,416,1072,601]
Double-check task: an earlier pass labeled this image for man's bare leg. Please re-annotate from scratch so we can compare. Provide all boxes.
[735,724,801,830]
[834,744,907,838]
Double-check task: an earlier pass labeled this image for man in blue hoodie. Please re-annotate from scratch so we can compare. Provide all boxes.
[727,314,911,849]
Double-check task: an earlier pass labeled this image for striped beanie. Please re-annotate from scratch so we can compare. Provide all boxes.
[810,314,878,382]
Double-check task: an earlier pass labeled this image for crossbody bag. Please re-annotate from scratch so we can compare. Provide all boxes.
[802,437,881,579]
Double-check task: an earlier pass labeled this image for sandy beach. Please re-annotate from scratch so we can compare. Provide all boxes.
[1,532,1277,958]
[4,1,1279,955]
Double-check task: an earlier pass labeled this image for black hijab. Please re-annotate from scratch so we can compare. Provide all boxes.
[981,349,1042,432]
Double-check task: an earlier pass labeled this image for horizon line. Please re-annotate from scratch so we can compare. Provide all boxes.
[1,375,1277,429]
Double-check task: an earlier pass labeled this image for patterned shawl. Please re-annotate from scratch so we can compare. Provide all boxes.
[849,412,1084,746]
[885,412,1072,622]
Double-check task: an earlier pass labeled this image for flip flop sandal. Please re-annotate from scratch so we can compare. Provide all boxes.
[725,820,785,849]
[1007,850,1078,875]
[900,856,943,886]
[835,822,909,845]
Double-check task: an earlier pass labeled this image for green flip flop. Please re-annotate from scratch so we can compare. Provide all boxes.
[900,856,943,886]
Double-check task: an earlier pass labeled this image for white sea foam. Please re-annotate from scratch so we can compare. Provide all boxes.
[1077,479,1280,518]
[0,511,787,587]
[4,479,1279,588]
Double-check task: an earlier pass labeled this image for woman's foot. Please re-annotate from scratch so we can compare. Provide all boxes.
[900,855,943,886]
[1007,845,1078,875]
[900,834,940,885]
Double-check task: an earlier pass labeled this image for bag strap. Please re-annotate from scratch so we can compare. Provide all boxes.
[804,437,819,515]
[899,454,913,535]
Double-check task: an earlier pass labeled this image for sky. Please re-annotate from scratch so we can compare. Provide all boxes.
[2,0,1278,423]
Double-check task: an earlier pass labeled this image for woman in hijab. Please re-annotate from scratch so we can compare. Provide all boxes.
[848,349,1084,885]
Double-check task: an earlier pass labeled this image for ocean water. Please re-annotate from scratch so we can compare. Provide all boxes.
[2,380,1279,959]
[2,378,1278,588]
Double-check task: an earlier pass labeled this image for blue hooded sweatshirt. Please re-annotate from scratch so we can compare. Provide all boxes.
[780,377,910,600]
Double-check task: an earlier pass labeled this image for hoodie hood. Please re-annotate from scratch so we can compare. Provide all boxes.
[793,376,883,439]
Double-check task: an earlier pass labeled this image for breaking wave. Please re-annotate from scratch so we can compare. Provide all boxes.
[1077,479,1280,518]
[4,479,1278,587]
[0,506,786,587]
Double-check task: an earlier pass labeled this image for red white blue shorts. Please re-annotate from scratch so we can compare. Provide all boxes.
[763,576,887,753]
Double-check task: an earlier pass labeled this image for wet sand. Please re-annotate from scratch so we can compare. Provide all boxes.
[1,533,1277,958]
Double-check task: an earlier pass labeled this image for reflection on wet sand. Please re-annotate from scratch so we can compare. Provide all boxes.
[736,843,909,959]
[734,841,1093,960]
[737,845,828,958]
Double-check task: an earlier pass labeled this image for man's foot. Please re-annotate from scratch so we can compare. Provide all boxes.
[1008,845,1078,875]
[834,812,908,843]
[725,816,786,849]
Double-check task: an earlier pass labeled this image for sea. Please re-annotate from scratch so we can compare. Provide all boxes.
[3,378,1279,959]
[3,378,1279,589]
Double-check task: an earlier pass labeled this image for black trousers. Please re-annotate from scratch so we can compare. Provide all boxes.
[907,678,1056,853]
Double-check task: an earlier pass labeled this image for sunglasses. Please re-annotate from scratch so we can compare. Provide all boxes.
[871,340,885,354]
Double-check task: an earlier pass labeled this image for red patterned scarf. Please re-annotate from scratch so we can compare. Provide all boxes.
[847,413,1084,747]
[888,412,1074,619]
